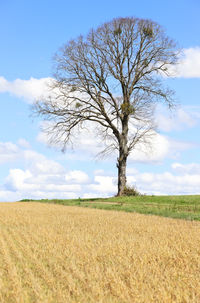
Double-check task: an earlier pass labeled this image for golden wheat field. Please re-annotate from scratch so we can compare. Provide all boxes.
[0,203,199,303]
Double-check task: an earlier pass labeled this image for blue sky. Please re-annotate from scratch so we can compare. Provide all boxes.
[0,0,200,200]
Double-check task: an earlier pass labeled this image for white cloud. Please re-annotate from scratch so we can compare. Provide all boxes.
[156,106,196,132]
[38,114,168,162]
[3,164,89,201]
[23,150,65,175]
[127,167,138,175]
[0,137,196,201]
[0,142,20,164]
[0,140,93,201]
[126,169,200,195]
[87,176,117,196]
[37,121,106,158]
[82,192,100,199]
[0,141,64,173]
[174,47,200,78]
[17,138,31,149]
[168,139,196,161]
[5,169,34,191]
[1,140,200,199]
[3,165,118,201]
[0,47,199,108]
[38,117,196,165]
[80,166,200,197]
[172,162,200,174]
[38,126,170,164]
[0,76,52,103]
[65,170,89,184]
[129,132,170,163]
[0,190,22,202]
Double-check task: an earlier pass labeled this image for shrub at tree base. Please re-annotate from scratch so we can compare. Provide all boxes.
[122,185,140,196]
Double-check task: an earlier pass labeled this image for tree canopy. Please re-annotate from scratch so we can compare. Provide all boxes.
[34,17,178,195]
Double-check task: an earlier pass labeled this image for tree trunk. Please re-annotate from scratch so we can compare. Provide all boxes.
[117,126,128,196]
[117,105,129,196]
[117,154,127,196]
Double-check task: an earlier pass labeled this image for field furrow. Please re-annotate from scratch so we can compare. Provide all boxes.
[0,228,25,302]
[0,202,199,302]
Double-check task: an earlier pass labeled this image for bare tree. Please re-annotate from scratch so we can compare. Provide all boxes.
[33,17,178,196]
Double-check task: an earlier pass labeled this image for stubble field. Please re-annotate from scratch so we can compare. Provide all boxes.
[0,202,199,303]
